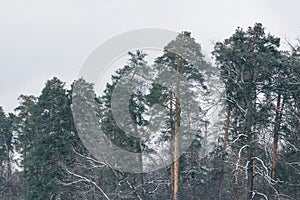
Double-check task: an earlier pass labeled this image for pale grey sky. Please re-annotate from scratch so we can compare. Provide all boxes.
[0,0,299,112]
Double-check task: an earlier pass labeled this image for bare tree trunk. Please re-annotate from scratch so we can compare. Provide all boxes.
[7,147,13,200]
[131,113,144,196]
[234,146,243,200]
[218,106,231,200]
[252,125,257,187]
[244,67,257,200]
[233,115,242,200]
[173,61,181,200]
[223,106,231,152]
[173,97,180,200]
[23,141,28,198]
[246,98,254,200]
[138,146,144,195]
[272,94,284,180]
[169,90,175,196]
[188,112,194,170]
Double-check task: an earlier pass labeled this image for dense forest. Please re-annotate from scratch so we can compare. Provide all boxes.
[0,23,299,200]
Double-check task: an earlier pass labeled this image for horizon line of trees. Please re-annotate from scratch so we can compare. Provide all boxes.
[0,23,299,200]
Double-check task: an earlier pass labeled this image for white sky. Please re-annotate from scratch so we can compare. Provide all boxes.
[0,0,299,112]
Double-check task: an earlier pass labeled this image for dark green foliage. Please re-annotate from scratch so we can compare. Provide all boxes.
[0,25,299,200]
[0,107,14,200]
[12,78,83,199]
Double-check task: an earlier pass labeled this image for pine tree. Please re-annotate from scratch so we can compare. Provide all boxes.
[275,42,300,199]
[100,50,149,198]
[14,95,37,199]
[152,31,211,200]
[71,51,150,199]
[213,23,285,199]
[0,106,14,200]
[24,77,78,199]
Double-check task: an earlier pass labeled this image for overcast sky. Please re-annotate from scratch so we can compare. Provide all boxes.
[0,0,299,112]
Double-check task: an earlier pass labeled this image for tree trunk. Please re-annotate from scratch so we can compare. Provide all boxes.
[173,96,180,200]
[6,147,13,200]
[188,112,194,170]
[218,106,231,200]
[173,60,181,200]
[234,146,243,200]
[244,66,256,200]
[246,98,254,200]
[131,113,144,196]
[272,93,284,180]
[169,90,175,195]
[252,125,257,187]
[223,106,231,152]
[23,141,28,198]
